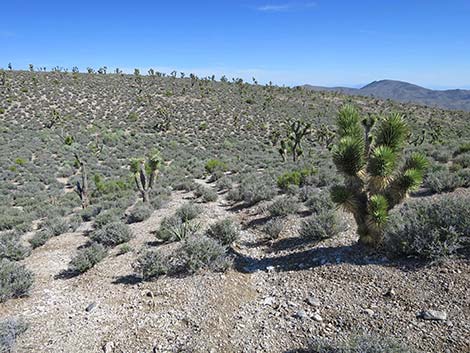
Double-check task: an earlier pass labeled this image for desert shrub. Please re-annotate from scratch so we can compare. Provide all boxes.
[94,209,121,229]
[453,152,470,169]
[156,215,201,243]
[195,185,218,202]
[305,190,335,214]
[41,217,69,236]
[178,235,232,273]
[457,168,470,187]
[127,203,152,224]
[425,169,463,194]
[134,250,170,280]
[174,179,197,192]
[299,209,344,241]
[117,244,132,255]
[303,334,414,353]
[0,318,28,353]
[80,206,101,221]
[206,218,239,245]
[454,142,470,156]
[69,242,107,273]
[263,218,285,239]
[91,222,133,247]
[233,176,277,206]
[277,168,316,190]
[0,259,34,303]
[215,176,232,191]
[0,231,31,261]
[431,149,451,163]
[0,207,30,231]
[268,196,299,217]
[205,159,227,174]
[29,228,53,249]
[175,203,201,222]
[384,193,470,260]
[68,214,82,232]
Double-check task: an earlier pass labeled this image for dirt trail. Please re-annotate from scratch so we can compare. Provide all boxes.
[0,187,259,353]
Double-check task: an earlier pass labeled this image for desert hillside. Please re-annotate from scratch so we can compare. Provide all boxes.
[0,69,469,353]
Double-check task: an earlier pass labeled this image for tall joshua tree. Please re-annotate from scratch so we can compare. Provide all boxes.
[330,105,429,247]
[130,151,162,203]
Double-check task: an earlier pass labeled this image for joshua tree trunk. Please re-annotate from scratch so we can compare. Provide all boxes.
[74,154,89,209]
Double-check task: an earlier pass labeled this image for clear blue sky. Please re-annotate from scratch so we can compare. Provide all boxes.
[1,1,470,88]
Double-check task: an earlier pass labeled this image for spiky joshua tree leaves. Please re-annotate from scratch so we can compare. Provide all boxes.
[330,105,429,247]
[277,118,311,162]
[130,150,162,203]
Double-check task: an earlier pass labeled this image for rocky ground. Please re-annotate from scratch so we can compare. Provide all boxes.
[1,181,469,353]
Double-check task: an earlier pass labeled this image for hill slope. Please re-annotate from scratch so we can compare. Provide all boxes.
[304,79,470,111]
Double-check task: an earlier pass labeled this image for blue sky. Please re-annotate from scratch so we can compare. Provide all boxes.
[1,0,470,88]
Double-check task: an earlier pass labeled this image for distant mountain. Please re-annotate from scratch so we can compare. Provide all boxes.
[303,80,470,112]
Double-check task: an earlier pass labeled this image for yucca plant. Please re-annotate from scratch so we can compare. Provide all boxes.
[330,105,429,247]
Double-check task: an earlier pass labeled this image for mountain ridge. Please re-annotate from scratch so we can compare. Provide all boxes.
[303,79,470,112]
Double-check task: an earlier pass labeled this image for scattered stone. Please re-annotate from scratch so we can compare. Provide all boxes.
[418,310,447,321]
[306,296,321,307]
[86,303,97,312]
[312,313,323,322]
[364,309,374,316]
[262,296,275,306]
[103,341,114,353]
[294,310,307,319]
[384,288,396,297]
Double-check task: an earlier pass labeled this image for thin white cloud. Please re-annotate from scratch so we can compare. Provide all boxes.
[256,2,316,12]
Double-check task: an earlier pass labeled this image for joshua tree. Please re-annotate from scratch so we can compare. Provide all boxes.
[330,105,429,247]
[130,151,162,203]
[74,154,89,209]
[277,118,311,162]
[8,63,12,70]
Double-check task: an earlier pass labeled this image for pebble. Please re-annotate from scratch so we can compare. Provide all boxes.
[85,303,97,312]
[312,313,323,322]
[295,310,307,319]
[364,309,374,316]
[306,296,321,307]
[103,341,114,353]
[418,310,447,321]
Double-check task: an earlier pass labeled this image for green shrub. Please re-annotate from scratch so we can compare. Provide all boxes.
[80,206,101,221]
[299,209,344,241]
[268,196,300,217]
[263,218,285,239]
[0,259,34,303]
[206,218,240,245]
[117,244,132,255]
[91,222,133,247]
[134,250,170,280]
[175,203,201,222]
[178,235,232,273]
[277,168,316,190]
[0,318,28,353]
[127,203,152,224]
[205,159,227,174]
[384,193,470,261]
[29,228,53,249]
[0,231,31,261]
[69,242,108,273]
